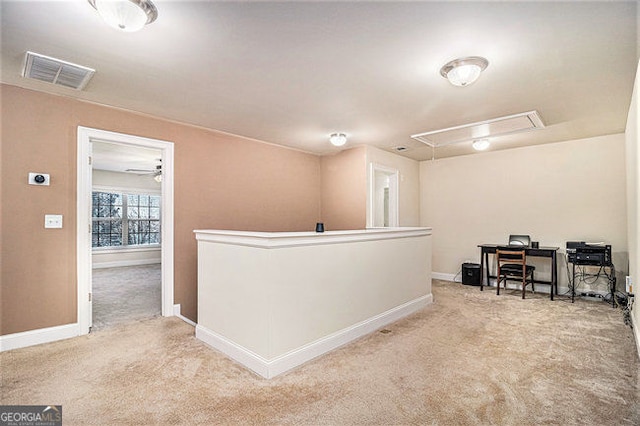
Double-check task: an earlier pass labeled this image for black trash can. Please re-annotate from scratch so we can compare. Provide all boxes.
[462,262,481,286]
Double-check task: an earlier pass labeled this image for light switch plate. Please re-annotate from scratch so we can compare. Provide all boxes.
[45,214,63,229]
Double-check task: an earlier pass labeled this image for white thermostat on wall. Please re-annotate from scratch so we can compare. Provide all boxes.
[29,172,50,186]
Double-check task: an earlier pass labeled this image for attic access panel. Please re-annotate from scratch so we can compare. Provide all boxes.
[411,111,545,148]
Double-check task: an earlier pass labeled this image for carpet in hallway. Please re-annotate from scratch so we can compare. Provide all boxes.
[1,279,638,425]
[91,264,161,331]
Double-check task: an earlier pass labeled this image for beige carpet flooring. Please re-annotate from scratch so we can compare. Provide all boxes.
[1,280,638,425]
[91,264,161,331]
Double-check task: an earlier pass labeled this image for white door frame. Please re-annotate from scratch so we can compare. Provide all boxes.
[367,163,399,228]
[77,126,175,335]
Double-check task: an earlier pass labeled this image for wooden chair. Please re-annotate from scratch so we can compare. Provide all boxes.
[496,248,535,299]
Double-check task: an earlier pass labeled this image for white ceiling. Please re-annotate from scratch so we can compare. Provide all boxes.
[91,141,161,173]
[1,1,637,160]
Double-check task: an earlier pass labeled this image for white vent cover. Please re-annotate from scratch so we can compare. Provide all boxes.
[411,110,545,147]
[22,51,95,90]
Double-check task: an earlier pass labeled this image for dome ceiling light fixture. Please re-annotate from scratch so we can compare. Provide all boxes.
[472,139,490,151]
[329,133,347,147]
[440,56,489,87]
[88,0,158,32]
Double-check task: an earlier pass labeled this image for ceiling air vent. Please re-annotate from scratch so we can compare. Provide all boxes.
[411,110,545,148]
[22,51,95,90]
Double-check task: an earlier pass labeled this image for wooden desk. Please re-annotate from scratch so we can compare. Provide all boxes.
[478,244,560,300]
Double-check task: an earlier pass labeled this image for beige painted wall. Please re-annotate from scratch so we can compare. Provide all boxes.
[319,145,420,231]
[1,84,321,334]
[320,147,367,231]
[420,134,628,292]
[366,146,420,227]
[625,60,639,344]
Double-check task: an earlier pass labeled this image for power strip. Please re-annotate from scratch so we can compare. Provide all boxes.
[579,292,605,301]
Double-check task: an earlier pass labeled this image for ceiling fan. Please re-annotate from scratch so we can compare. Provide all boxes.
[126,159,162,182]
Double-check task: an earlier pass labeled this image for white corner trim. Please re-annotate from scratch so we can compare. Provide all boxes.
[0,323,79,352]
[173,304,196,327]
[196,294,432,379]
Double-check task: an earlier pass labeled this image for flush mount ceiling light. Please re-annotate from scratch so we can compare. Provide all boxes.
[329,133,347,147]
[440,56,489,87]
[88,0,158,32]
[472,139,490,151]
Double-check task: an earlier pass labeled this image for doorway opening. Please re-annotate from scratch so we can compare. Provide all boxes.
[77,127,174,335]
[368,164,399,228]
[91,141,163,330]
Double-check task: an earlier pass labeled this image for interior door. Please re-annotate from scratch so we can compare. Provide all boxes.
[370,165,399,228]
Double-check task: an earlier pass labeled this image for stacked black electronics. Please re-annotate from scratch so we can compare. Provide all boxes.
[566,241,615,304]
[462,262,481,286]
[566,241,612,266]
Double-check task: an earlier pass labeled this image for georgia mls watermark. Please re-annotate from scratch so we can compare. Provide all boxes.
[0,405,62,426]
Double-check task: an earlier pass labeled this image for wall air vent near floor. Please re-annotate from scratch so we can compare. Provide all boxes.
[22,51,95,90]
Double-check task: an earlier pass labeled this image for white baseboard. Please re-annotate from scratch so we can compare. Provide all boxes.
[634,315,640,358]
[432,272,460,282]
[196,326,271,377]
[92,259,161,269]
[434,271,572,296]
[196,294,432,379]
[631,315,640,356]
[173,304,197,327]
[631,298,639,357]
[0,323,78,352]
